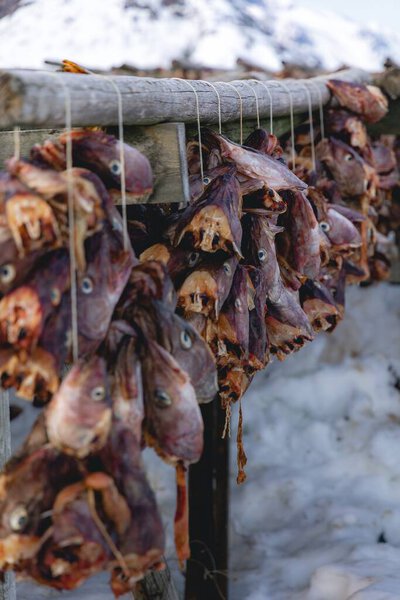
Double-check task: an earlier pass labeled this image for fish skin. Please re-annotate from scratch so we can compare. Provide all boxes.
[174,166,243,257]
[201,128,307,191]
[32,130,154,197]
[140,243,206,289]
[177,255,238,319]
[209,265,250,368]
[316,137,369,197]
[99,424,165,595]
[325,108,368,149]
[77,217,136,357]
[299,278,341,333]
[0,249,70,351]
[45,356,112,458]
[246,266,269,371]
[135,299,217,404]
[326,80,388,124]
[142,338,203,465]
[280,191,321,279]
[0,442,81,570]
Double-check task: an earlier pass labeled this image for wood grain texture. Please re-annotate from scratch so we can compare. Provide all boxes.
[0,123,190,205]
[0,68,371,129]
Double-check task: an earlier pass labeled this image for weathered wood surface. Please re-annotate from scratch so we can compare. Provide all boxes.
[0,392,16,600]
[0,123,189,205]
[0,68,371,129]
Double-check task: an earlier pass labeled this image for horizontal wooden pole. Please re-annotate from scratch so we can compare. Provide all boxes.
[0,68,371,129]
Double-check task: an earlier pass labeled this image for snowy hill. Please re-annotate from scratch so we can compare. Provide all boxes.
[0,0,399,72]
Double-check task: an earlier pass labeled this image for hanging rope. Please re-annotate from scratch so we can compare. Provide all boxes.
[100,77,129,251]
[310,80,326,140]
[13,126,20,160]
[257,80,274,134]
[241,81,260,129]
[222,82,244,145]
[299,82,316,171]
[203,80,222,134]
[173,78,204,183]
[274,80,296,169]
[50,72,79,362]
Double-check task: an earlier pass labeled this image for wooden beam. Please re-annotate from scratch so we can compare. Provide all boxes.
[0,123,190,205]
[184,401,229,600]
[134,563,179,600]
[0,68,371,129]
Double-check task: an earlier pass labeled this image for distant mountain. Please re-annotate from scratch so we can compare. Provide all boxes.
[0,0,399,72]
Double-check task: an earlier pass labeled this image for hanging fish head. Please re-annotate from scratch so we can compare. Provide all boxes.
[0,446,80,569]
[177,255,238,318]
[143,340,203,464]
[316,138,368,197]
[326,80,388,123]
[60,130,154,198]
[175,166,243,256]
[46,356,112,458]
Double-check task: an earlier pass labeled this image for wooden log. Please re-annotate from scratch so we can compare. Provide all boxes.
[0,391,16,600]
[0,123,190,205]
[0,68,371,129]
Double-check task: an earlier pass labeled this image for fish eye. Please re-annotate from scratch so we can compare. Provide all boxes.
[188,252,200,267]
[81,277,93,294]
[180,330,193,350]
[268,188,275,198]
[235,298,242,309]
[9,505,29,532]
[258,248,267,262]
[223,262,231,275]
[50,287,61,306]
[91,386,106,401]
[320,221,331,233]
[203,176,211,185]
[0,264,16,284]
[344,153,353,161]
[154,389,172,408]
[109,159,122,176]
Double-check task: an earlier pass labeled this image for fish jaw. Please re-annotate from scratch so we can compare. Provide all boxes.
[5,193,61,257]
[177,205,242,257]
[178,270,218,316]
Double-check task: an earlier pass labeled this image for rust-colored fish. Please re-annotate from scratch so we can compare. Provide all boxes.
[316,138,369,197]
[299,278,341,332]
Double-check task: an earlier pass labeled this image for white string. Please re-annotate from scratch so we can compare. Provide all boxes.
[241,81,260,129]
[13,126,20,159]
[299,82,316,171]
[222,82,243,145]
[173,78,204,183]
[100,77,129,251]
[202,80,222,134]
[257,80,274,134]
[50,72,79,362]
[274,80,296,169]
[309,80,325,139]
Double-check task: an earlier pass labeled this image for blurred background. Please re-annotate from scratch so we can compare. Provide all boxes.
[0,0,400,76]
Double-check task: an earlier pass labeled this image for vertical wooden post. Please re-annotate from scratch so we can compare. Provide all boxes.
[0,391,16,600]
[184,400,229,600]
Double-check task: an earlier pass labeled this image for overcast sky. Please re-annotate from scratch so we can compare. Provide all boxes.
[294,0,400,31]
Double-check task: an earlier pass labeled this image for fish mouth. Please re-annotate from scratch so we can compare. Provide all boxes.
[178,271,218,316]
[0,286,42,349]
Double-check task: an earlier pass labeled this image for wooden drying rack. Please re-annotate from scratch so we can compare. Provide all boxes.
[0,66,378,600]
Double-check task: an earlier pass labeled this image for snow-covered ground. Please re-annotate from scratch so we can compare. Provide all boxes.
[10,282,400,599]
[0,0,399,72]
